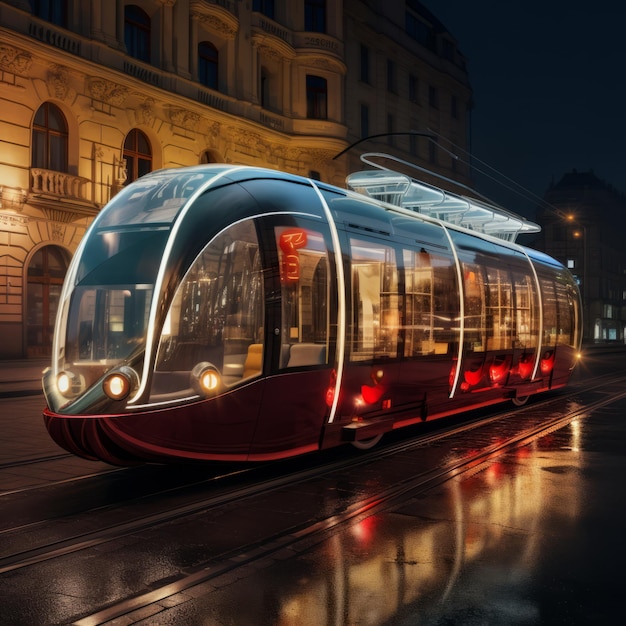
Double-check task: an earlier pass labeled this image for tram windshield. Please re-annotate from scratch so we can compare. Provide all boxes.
[54,226,169,397]
[50,167,230,404]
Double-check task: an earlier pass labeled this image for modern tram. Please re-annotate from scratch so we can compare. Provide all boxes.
[42,163,582,464]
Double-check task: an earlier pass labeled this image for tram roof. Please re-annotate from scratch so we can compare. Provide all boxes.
[346,163,541,243]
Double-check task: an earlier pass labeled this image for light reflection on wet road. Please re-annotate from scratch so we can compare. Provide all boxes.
[146,402,626,625]
[2,355,626,625]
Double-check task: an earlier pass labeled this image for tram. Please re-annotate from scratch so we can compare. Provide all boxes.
[42,162,582,464]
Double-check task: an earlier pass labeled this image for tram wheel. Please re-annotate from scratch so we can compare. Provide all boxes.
[512,395,529,406]
[351,434,383,450]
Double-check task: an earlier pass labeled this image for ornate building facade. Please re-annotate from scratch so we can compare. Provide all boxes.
[536,170,626,343]
[0,0,472,358]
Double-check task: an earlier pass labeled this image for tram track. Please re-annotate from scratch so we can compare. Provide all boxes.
[0,371,623,567]
[71,376,626,626]
[0,372,624,625]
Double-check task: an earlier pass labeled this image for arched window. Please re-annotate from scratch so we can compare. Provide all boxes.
[123,129,152,184]
[27,245,70,356]
[198,41,218,90]
[125,4,151,63]
[306,75,327,119]
[32,102,68,172]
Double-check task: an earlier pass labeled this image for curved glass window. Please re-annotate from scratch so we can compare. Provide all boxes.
[151,219,264,402]
[512,271,539,351]
[56,226,167,398]
[95,168,210,229]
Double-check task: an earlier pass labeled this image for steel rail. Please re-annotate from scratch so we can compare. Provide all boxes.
[73,382,626,626]
[1,371,623,567]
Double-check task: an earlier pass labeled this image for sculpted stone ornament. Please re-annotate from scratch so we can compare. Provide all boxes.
[139,98,156,125]
[0,45,32,75]
[170,107,201,130]
[48,64,70,99]
[88,78,129,106]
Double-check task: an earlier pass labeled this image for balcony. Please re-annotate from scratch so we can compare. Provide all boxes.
[29,169,98,221]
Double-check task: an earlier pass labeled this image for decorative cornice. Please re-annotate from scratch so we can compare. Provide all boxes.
[252,33,296,60]
[190,1,239,39]
[304,56,347,74]
[257,44,282,63]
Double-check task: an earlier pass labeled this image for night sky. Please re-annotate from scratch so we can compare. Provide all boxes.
[419,0,626,218]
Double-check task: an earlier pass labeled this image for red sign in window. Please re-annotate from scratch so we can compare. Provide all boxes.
[279,229,308,282]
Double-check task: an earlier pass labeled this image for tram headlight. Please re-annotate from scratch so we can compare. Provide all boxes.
[102,366,138,401]
[56,371,84,398]
[191,362,221,397]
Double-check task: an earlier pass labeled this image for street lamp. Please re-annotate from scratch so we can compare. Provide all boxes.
[566,213,587,340]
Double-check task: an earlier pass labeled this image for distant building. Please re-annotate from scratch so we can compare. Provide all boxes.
[535,170,626,343]
[0,0,471,358]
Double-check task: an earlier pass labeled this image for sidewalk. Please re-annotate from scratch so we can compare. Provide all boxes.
[0,359,49,398]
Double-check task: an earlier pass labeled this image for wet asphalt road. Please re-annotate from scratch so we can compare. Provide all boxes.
[126,393,626,625]
[1,349,625,625]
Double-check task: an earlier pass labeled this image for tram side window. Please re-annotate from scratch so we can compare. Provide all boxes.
[461,263,486,353]
[540,279,558,347]
[513,271,539,350]
[152,219,264,399]
[431,253,460,355]
[485,266,514,351]
[554,280,577,347]
[350,238,398,361]
[404,246,459,356]
[277,226,330,368]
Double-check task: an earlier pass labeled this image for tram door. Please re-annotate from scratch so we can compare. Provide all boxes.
[338,235,401,421]
[249,217,336,457]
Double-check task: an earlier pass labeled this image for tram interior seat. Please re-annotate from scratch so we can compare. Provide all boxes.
[287,343,326,367]
[420,339,449,355]
[243,343,263,378]
[222,352,246,383]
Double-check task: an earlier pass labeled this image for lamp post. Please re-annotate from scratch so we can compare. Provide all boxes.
[566,213,587,340]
